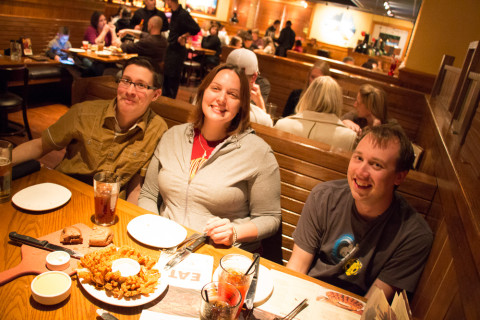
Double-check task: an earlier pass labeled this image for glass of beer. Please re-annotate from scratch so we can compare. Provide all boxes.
[98,41,105,52]
[0,140,12,203]
[93,171,120,226]
[200,282,241,320]
[219,254,255,318]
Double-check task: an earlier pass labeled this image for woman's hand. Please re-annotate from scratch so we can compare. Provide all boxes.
[204,217,235,246]
[342,119,362,136]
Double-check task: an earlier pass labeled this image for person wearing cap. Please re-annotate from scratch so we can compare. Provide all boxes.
[226,48,274,127]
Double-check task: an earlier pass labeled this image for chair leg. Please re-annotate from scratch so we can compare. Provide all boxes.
[22,101,32,140]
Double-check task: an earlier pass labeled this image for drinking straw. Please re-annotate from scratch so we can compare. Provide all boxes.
[245,254,260,275]
[204,289,209,303]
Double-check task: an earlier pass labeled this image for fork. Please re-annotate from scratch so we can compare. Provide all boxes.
[273,298,308,320]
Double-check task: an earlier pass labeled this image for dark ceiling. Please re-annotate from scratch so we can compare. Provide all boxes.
[310,0,422,21]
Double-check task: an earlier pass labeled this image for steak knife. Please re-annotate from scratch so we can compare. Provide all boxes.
[9,232,84,259]
[164,235,207,270]
[244,253,261,311]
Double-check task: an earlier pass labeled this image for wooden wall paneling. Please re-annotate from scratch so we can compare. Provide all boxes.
[449,41,480,115]
[444,292,466,320]
[432,124,480,320]
[410,219,455,319]
[436,65,461,111]
[430,54,455,97]
[456,72,480,143]
[0,14,90,56]
[283,3,312,40]
[0,0,104,21]
[460,102,480,179]
[255,0,285,36]
[423,260,458,320]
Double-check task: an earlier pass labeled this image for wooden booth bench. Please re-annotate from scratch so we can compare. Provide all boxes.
[221,45,428,148]
[286,50,403,87]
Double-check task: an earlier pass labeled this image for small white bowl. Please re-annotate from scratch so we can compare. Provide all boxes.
[31,271,72,305]
[46,251,70,271]
[112,258,140,277]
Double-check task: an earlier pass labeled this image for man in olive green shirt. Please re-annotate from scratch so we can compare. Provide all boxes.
[13,57,168,203]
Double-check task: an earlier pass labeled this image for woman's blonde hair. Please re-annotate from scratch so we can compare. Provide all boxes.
[295,76,343,116]
[358,84,388,124]
[190,64,251,135]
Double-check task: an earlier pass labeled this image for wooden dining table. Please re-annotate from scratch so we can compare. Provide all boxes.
[0,167,365,319]
[69,49,138,63]
[0,55,60,68]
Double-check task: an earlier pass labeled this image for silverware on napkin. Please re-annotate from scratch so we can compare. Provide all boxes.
[273,298,308,320]
[9,232,84,259]
[164,235,207,270]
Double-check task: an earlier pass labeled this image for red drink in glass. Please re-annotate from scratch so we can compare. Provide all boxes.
[219,254,254,319]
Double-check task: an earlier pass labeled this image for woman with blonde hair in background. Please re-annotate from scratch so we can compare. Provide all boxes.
[342,84,388,136]
[275,76,357,151]
[282,60,330,117]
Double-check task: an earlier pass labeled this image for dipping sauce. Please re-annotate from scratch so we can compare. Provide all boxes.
[32,272,70,295]
[111,258,140,277]
[46,251,70,271]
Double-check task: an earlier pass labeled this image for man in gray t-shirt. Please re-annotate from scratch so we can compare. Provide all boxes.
[287,124,433,301]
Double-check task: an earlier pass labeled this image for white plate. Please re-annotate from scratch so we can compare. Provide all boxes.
[213,264,274,306]
[96,50,111,57]
[69,48,85,53]
[78,267,168,307]
[12,183,71,211]
[127,214,187,248]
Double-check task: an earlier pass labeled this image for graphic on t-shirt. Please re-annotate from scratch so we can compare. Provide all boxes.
[332,234,355,263]
[344,258,362,276]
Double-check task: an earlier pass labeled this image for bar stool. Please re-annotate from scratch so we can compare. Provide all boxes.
[0,66,32,140]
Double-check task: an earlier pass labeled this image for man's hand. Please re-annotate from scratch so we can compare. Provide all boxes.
[250,83,266,111]
[178,33,190,46]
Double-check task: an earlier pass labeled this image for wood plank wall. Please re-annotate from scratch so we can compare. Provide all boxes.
[0,0,104,55]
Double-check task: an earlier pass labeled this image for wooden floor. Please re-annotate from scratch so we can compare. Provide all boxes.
[4,84,199,169]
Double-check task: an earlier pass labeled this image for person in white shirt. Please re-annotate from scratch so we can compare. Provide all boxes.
[275,76,357,152]
[226,48,274,127]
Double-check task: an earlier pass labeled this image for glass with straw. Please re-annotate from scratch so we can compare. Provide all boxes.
[200,281,241,320]
[218,254,256,318]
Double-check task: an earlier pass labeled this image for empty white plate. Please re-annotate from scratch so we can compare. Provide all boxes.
[127,214,187,248]
[12,183,72,211]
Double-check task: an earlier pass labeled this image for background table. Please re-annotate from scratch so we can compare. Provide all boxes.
[0,167,364,319]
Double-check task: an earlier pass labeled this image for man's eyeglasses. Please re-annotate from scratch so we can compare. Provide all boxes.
[117,78,156,92]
